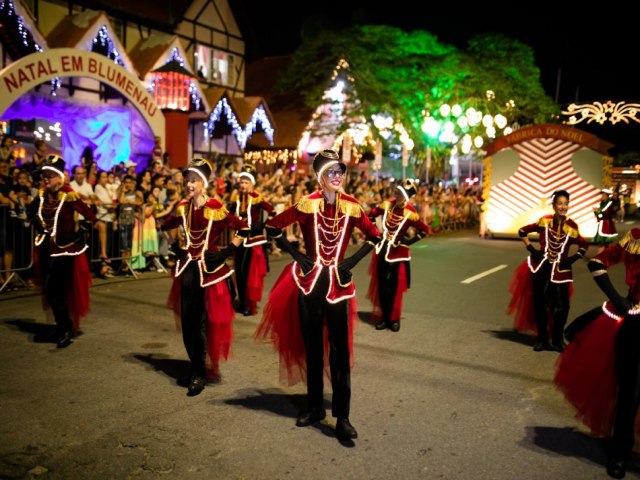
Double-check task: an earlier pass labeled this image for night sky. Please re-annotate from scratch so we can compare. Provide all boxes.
[233,1,639,154]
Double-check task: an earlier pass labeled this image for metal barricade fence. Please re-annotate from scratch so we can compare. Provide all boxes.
[0,204,35,293]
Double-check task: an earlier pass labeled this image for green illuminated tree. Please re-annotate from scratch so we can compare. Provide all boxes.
[276,24,560,178]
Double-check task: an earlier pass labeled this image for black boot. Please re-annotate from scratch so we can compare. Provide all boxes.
[606,457,627,479]
[389,321,400,332]
[374,320,388,330]
[295,407,326,427]
[335,418,358,440]
[533,338,549,352]
[177,370,195,387]
[56,329,74,349]
[187,376,206,396]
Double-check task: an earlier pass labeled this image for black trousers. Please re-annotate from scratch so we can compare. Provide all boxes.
[611,313,640,460]
[532,262,570,343]
[234,245,253,309]
[39,245,74,334]
[377,255,399,322]
[298,270,351,419]
[180,262,208,377]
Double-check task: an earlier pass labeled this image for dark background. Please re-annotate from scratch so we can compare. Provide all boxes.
[233,2,639,156]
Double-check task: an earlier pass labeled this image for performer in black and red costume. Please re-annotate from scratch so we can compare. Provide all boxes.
[366,179,430,332]
[29,155,96,348]
[227,163,273,316]
[163,158,247,396]
[593,188,619,246]
[554,228,640,479]
[507,190,588,352]
[255,149,380,441]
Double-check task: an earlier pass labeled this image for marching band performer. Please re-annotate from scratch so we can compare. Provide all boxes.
[366,179,430,332]
[555,228,640,479]
[255,149,380,441]
[163,158,246,396]
[507,190,588,352]
[30,155,96,348]
[227,163,274,316]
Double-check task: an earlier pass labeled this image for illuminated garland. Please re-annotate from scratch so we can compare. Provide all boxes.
[207,98,246,147]
[481,156,492,212]
[243,149,298,165]
[562,101,640,125]
[91,25,124,66]
[0,0,60,94]
[166,47,202,111]
[245,105,274,145]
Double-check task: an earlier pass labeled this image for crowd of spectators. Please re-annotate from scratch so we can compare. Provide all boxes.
[0,134,482,293]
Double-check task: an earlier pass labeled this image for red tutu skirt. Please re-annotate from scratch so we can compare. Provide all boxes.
[246,245,268,314]
[35,251,92,332]
[366,252,408,322]
[255,263,358,386]
[506,260,537,333]
[554,308,620,437]
[68,253,92,332]
[506,259,572,334]
[166,275,235,379]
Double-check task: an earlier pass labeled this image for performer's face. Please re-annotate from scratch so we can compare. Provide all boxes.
[184,172,204,199]
[394,187,407,205]
[321,166,344,193]
[553,195,569,217]
[238,177,253,193]
[42,171,62,192]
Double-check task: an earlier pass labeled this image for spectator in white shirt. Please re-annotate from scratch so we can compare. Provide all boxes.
[94,171,116,276]
[69,165,96,222]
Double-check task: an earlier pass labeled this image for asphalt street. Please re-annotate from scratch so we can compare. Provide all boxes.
[1,220,639,480]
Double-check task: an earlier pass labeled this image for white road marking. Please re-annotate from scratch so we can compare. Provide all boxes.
[461,264,508,284]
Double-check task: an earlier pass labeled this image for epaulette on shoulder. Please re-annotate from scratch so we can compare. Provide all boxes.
[175,199,189,217]
[405,205,419,221]
[249,191,263,203]
[619,229,640,255]
[205,197,223,209]
[204,200,229,221]
[295,194,323,214]
[539,215,554,227]
[338,193,362,218]
[61,186,80,201]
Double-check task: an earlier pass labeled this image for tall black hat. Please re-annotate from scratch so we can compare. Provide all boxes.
[185,157,213,187]
[397,179,418,199]
[238,163,257,184]
[312,149,346,178]
[41,154,66,178]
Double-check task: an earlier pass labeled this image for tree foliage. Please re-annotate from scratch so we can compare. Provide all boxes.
[275,24,561,176]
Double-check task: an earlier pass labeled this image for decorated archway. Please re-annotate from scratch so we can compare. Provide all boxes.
[482,123,613,238]
[0,48,164,140]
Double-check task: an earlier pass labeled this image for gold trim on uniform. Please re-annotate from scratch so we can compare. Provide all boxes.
[619,230,640,254]
[203,205,229,221]
[296,194,362,218]
[175,203,187,217]
[539,217,579,237]
[65,191,80,202]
